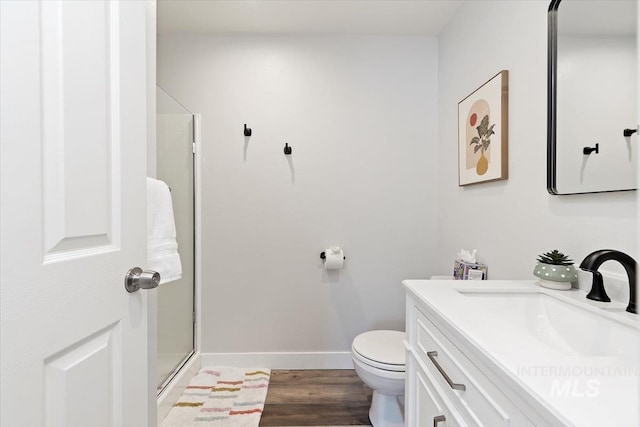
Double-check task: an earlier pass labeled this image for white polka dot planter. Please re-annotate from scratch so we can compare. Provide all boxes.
[533,262,578,290]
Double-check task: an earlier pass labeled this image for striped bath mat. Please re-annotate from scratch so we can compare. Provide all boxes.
[161,366,271,427]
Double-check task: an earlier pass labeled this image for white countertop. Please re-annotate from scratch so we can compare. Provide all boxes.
[403,279,640,427]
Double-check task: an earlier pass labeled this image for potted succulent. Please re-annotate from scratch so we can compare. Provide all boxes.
[533,250,578,290]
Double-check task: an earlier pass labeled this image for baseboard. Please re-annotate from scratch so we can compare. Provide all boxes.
[200,351,354,370]
[157,352,201,423]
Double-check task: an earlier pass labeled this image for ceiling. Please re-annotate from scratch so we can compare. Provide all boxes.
[157,0,463,36]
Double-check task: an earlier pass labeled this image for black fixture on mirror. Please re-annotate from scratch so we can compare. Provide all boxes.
[579,249,637,314]
[244,124,252,137]
[583,144,599,155]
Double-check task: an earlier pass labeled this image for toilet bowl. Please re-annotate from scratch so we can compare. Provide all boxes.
[351,330,406,427]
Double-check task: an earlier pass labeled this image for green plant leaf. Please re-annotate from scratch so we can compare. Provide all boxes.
[477,115,489,137]
[537,249,574,265]
[469,136,480,146]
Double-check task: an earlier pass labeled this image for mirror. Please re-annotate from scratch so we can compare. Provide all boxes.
[548,0,638,194]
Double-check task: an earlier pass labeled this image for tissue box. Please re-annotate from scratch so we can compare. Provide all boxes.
[453,259,488,280]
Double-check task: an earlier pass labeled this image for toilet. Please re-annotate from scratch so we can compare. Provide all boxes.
[351,330,406,427]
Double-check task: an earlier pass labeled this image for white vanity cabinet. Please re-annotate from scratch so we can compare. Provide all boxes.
[403,279,640,427]
[405,297,532,427]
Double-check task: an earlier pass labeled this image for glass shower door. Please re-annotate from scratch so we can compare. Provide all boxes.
[156,86,195,390]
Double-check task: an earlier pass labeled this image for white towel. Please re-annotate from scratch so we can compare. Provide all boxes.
[147,177,182,285]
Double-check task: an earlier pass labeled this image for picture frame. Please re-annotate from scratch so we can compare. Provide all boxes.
[458,70,509,186]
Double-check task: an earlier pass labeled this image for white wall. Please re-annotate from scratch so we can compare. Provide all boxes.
[436,1,637,300]
[158,35,439,360]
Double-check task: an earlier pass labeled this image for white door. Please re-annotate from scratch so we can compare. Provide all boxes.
[1,1,151,427]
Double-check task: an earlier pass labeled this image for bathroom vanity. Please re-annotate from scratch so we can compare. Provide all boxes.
[403,280,639,427]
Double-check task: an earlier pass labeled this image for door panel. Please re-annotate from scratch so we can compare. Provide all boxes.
[0,1,150,426]
[44,324,119,427]
[41,0,116,259]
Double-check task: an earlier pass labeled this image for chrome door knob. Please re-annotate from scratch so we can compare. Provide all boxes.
[124,267,160,293]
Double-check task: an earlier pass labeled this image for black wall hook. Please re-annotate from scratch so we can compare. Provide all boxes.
[624,128,638,137]
[284,143,292,155]
[244,124,252,137]
[583,143,599,155]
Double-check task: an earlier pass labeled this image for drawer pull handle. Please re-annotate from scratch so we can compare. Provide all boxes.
[427,351,466,391]
[433,414,446,426]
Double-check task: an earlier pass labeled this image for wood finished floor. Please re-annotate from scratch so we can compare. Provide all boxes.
[259,370,372,426]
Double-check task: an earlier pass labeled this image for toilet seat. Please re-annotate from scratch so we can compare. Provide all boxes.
[352,330,405,372]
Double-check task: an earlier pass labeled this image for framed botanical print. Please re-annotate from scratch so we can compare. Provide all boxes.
[458,70,509,186]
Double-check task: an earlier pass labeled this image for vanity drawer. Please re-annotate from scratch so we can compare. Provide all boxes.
[413,307,528,427]
[408,351,468,427]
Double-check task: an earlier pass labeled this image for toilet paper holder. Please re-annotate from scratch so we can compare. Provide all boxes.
[320,251,346,260]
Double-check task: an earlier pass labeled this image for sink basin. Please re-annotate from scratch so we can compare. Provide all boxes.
[457,290,638,359]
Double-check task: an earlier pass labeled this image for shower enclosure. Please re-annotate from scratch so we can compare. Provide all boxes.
[156,86,196,391]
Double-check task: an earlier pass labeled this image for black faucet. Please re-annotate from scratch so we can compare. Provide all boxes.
[579,249,637,314]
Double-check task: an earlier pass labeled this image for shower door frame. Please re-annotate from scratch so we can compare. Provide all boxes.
[155,111,201,395]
